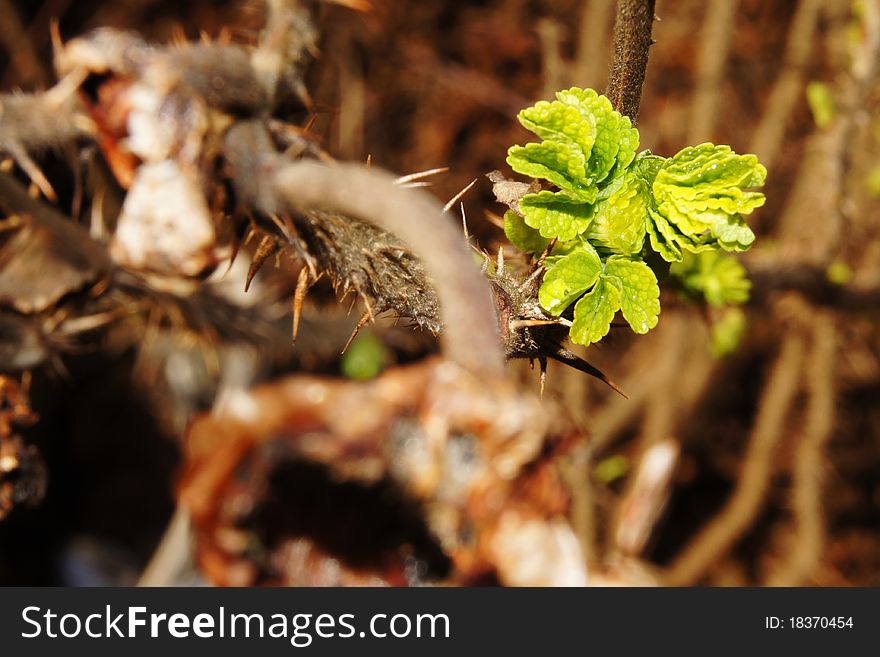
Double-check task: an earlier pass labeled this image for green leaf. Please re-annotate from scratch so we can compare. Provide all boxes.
[670,251,751,307]
[587,173,648,254]
[634,151,666,186]
[657,143,766,189]
[520,190,596,241]
[646,208,683,262]
[806,81,835,129]
[518,100,596,158]
[506,142,595,200]
[570,277,620,345]
[606,115,640,181]
[647,143,765,259]
[340,332,388,380]
[710,307,747,358]
[504,210,550,254]
[538,244,602,315]
[710,213,756,251]
[556,88,621,184]
[604,257,660,334]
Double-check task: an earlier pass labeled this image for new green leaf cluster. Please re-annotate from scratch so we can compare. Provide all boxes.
[538,242,659,345]
[504,87,766,346]
[648,144,766,262]
[507,88,639,241]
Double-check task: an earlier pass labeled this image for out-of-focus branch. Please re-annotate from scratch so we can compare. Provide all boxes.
[0,0,49,88]
[663,330,806,585]
[687,0,739,143]
[614,438,680,557]
[604,0,657,121]
[137,506,192,587]
[766,312,836,585]
[746,259,880,311]
[573,0,616,89]
[223,122,506,378]
[747,0,823,171]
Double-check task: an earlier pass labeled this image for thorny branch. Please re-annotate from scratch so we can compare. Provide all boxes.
[222,123,505,377]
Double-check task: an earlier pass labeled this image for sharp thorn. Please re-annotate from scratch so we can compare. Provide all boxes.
[246,235,279,291]
[341,311,372,354]
[395,167,449,185]
[292,267,312,343]
[539,357,547,398]
[443,178,477,213]
[460,202,470,240]
[548,344,628,398]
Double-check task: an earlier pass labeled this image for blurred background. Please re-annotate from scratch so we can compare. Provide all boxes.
[0,0,878,585]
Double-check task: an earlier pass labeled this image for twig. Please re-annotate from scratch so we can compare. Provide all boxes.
[604,0,657,121]
[273,161,505,376]
[663,331,806,585]
[137,506,192,587]
[538,19,565,99]
[747,0,823,171]
[613,438,680,556]
[766,312,836,585]
[0,0,50,88]
[573,0,616,89]
[687,0,739,143]
[746,259,880,311]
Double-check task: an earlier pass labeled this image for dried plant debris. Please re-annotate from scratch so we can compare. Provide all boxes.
[179,358,587,586]
[0,73,94,201]
[0,210,111,315]
[0,377,46,520]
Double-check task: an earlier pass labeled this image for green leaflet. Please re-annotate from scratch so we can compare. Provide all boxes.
[647,207,683,262]
[340,332,388,380]
[503,210,550,255]
[604,257,660,334]
[570,277,620,345]
[710,307,747,358]
[657,143,766,188]
[557,88,621,184]
[520,190,596,241]
[607,115,640,181]
[506,141,595,200]
[647,143,765,260]
[518,100,596,160]
[634,151,664,185]
[538,243,602,315]
[670,251,751,307]
[538,253,659,343]
[587,172,648,255]
[710,213,756,251]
